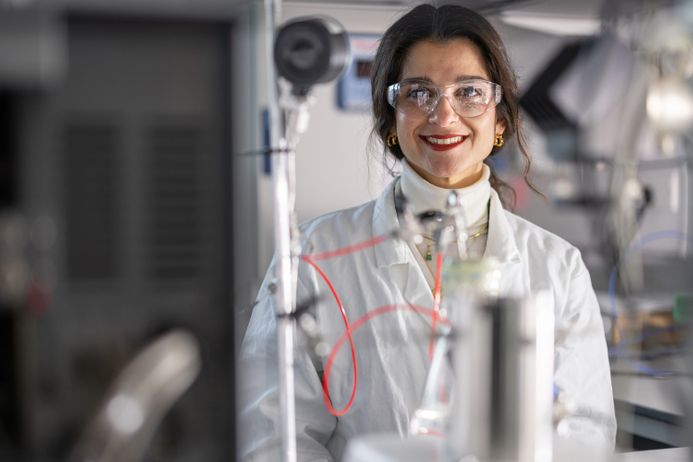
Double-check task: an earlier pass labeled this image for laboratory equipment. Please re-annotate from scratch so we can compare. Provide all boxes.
[448,292,554,462]
[409,257,501,440]
[70,329,201,462]
[264,3,350,460]
[274,17,350,97]
[405,192,554,461]
[411,247,554,461]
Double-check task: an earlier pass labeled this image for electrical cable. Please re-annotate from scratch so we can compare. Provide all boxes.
[606,229,693,377]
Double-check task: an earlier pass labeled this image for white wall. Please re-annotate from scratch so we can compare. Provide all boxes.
[280,3,409,225]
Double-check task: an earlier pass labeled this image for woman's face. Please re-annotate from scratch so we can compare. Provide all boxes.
[394,39,505,189]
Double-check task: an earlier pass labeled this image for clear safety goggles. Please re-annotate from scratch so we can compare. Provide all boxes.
[387,78,502,119]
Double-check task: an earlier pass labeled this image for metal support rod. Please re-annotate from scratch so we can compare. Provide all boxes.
[263,0,298,461]
[273,144,298,462]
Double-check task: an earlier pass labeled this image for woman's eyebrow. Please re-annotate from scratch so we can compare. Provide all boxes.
[399,74,489,84]
[455,74,488,81]
[399,75,433,84]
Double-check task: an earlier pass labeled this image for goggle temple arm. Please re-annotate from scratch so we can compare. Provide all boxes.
[494,84,502,104]
[387,83,400,108]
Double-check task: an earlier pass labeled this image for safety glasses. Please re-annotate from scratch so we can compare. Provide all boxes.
[387,78,502,118]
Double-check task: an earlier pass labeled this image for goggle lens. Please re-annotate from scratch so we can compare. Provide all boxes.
[387,79,502,118]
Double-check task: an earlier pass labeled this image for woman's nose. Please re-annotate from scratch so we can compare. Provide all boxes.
[428,94,460,126]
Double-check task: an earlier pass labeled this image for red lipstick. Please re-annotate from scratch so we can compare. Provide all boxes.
[420,134,467,151]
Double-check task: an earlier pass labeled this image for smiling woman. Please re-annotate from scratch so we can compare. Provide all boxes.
[371,3,535,208]
[389,39,505,189]
[238,4,617,461]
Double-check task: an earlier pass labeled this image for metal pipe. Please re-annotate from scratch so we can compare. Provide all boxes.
[263,0,298,460]
[449,291,554,462]
[274,146,298,462]
[70,330,201,462]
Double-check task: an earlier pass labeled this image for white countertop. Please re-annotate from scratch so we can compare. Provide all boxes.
[344,435,689,462]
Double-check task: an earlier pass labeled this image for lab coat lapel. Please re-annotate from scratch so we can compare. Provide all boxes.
[401,261,435,320]
[483,189,521,264]
[371,180,435,324]
[484,189,526,297]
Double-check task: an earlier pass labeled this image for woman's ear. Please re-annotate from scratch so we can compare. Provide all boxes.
[495,118,507,135]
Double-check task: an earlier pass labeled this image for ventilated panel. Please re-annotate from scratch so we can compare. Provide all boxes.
[146,122,202,281]
[64,122,119,280]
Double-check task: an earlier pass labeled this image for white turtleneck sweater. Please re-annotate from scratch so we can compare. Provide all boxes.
[399,159,492,288]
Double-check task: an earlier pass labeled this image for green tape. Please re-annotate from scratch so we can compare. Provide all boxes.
[673,293,693,323]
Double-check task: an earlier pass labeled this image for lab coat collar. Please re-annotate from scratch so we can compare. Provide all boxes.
[372,179,521,267]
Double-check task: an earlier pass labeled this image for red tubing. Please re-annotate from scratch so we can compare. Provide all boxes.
[300,254,358,417]
[306,235,389,261]
[428,253,444,359]
[322,303,450,416]
[299,234,446,417]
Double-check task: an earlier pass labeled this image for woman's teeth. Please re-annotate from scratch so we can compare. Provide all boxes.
[426,136,463,145]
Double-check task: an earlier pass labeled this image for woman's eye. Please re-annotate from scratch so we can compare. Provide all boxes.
[406,86,434,100]
[459,86,481,99]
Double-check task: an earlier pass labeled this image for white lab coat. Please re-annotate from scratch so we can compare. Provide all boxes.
[238,179,616,461]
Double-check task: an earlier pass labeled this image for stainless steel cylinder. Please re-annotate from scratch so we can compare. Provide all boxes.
[447,292,554,462]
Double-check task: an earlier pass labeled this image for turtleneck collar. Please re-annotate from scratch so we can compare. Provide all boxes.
[400,159,491,230]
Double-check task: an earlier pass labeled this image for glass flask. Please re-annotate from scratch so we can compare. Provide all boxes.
[409,257,501,440]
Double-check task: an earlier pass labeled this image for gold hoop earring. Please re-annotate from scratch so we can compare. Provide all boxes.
[386,134,398,148]
[493,133,504,148]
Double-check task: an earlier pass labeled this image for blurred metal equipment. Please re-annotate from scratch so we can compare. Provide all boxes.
[520,33,635,164]
[689,315,693,462]
[265,2,350,461]
[448,292,554,462]
[606,4,693,325]
[641,9,693,136]
[0,2,66,88]
[70,329,201,462]
[1,3,234,460]
[274,17,349,96]
[0,214,30,307]
[519,6,690,289]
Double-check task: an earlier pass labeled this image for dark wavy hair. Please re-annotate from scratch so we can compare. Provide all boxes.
[370,2,538,208]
